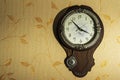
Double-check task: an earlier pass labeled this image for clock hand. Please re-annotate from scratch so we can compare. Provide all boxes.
[80,26,90,34]
[79,25,89,34]
[71,20,89,34]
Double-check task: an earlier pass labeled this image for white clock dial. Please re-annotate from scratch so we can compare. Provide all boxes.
[63,12,95,44]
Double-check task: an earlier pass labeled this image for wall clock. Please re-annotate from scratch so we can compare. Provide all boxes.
[53,5,104,77]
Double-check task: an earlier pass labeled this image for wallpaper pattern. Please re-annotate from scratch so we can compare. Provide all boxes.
[0,0,120,80]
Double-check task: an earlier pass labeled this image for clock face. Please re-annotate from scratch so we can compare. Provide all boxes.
[63,12,95,45]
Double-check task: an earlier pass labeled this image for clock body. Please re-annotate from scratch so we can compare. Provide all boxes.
[53,5,104,77]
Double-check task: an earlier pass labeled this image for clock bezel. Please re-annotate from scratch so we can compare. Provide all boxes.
[57,6,103,50]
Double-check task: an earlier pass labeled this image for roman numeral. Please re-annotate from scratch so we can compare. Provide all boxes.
[72,17,75,20]
[73,37,76,41]
[78,15,81,19]
[90,20,92,24]
[68,22,72,26]
[68,33,71,37]
[79,39,82,43]
[85,37,89,41]
[66,27,69,31]
[85,17,87,20]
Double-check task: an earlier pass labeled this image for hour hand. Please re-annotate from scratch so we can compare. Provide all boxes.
[80,28,90,34]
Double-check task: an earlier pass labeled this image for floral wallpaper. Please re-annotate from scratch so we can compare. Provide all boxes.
[0,0,120,80]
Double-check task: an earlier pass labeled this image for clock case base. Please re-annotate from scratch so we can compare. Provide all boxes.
[53,5,104,77]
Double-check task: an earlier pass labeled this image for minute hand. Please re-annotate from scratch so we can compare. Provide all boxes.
[71,20,89,34]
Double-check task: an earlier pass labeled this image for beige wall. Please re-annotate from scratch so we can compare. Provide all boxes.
[0,0,120,80]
